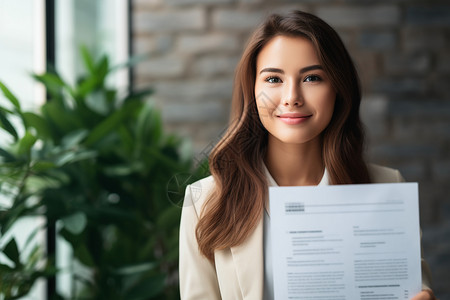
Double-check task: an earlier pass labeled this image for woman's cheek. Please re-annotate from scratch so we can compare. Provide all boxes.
[256,89,279,118]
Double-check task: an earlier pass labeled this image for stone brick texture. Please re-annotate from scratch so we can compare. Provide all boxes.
[132,0,450,296]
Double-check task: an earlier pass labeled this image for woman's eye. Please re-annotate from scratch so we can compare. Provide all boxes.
[304,75,321,82]
[265,76,282,83]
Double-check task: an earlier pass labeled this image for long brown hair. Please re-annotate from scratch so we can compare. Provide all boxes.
[196,10,370,260]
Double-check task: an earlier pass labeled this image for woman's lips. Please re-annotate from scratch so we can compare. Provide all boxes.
[278,113,312,125]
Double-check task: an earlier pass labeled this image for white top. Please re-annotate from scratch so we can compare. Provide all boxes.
[262,165,328,300]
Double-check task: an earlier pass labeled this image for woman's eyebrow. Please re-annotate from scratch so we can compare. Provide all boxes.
[300,64,323,73]
[259,67,284,74]
[259,65,323,75]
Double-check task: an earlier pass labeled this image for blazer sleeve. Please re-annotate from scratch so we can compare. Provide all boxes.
[420,230,433,291]
[179,184,221,300]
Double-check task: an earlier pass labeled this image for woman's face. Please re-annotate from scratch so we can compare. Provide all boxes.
[254,35,336,146]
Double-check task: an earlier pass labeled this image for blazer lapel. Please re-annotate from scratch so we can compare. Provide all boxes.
[227,166,328,299]
[230,216,264,299]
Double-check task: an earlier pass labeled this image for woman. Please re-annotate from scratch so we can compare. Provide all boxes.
[179,10,434,300]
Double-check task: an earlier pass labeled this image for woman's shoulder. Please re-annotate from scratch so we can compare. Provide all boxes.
[367,163,405,183]
[183,175,215,214]
[189,175,215,196]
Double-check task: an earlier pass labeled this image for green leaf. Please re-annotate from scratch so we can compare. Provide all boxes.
[17,131,37,155]
[164,244,179,262]
[31,161,56,172]
[113,262,157,276]
[76,75,99,97]
[0,81,21,112]
[62,212,87,235]
[125,274,166,300]
[25,244,42,269]
[135,103,161,145]
[122,88,153,102]
[156,206,181,231]
[88,206,135,222]
[146,147,181,171]
[22,112,52,139]
[41,101,82,133]
[74,244,95,267]
[84,101,141,146]
[33,72,65,86]
[3,238,20,267]
[61,129,88,148]
[32,73,69,101]
[103,164,140,176]
[0,262,14,272]
[104,89,117,104]
[0,105,14,115]
[110,53,149,73]
[54,150,97,166]
[118,125,134,153]
[40,71,67,86]
[22,226,41,254]
[96,55,109,80]
[26,173,63,194]
[0,109,18,140]
[0,147,16,162]
[85,91,110,115]
[80,45,95,74]
[0,202,26,235]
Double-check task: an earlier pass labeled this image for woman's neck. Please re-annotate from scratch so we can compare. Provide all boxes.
[265,136,324,186]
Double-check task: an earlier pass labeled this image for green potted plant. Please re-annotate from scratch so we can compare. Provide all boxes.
[0,48,207,299]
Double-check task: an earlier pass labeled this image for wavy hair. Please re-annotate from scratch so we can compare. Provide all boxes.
[196,10,370,260]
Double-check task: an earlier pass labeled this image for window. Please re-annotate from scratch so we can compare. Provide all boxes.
[0,0,129,298]
[55,0,130,297]
[0,1,46,299]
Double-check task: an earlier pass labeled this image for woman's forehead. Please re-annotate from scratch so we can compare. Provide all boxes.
[256,35,321,72]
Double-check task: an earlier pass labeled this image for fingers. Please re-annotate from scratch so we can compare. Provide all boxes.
[411,290,436,300]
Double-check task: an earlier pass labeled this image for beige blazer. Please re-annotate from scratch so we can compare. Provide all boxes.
[179,164,432,299]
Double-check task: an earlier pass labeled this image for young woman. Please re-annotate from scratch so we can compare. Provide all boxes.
[179,10,434,300]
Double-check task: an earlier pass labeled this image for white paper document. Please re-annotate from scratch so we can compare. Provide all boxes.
[269,183,421,300]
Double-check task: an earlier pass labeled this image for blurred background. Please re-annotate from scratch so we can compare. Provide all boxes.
[0,0,449,299]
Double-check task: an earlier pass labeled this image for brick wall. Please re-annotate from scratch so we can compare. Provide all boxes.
[132,0,450,297]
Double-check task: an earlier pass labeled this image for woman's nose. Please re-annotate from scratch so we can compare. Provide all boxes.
[282,82,303,107]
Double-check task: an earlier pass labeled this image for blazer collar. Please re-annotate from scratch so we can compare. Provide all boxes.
[229,164,329,299]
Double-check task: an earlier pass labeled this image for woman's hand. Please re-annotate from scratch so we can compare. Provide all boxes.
[411,289,436,300]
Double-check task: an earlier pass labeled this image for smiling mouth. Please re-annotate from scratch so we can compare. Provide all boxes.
[277,114,312,125]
